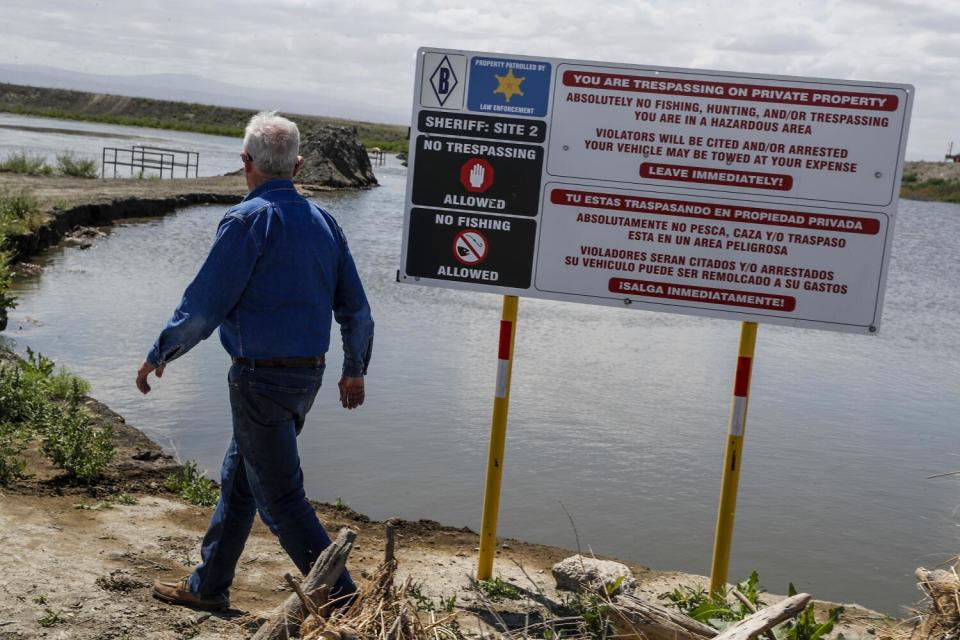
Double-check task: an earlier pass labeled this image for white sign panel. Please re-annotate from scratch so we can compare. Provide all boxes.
[399,48,914,334]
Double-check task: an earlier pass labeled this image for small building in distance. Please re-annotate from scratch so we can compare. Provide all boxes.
[946,141,960,163]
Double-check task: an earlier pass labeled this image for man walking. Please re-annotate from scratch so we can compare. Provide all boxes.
[137,111,374,611]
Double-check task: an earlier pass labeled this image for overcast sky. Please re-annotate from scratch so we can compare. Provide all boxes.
[1,0,956,159]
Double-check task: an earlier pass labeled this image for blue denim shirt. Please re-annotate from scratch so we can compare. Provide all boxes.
[146,179,374,377]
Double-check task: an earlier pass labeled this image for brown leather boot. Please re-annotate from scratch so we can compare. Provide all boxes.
[153,578,229,611]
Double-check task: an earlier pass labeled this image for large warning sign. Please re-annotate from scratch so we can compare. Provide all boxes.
[400,48,914,334]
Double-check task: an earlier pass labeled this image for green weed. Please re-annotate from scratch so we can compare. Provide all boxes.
[56,152,98,178]
[901,177,960,203]
[0,250,15,317]
[0,363,52,432]
[0,151,53,176]
[0,422,27,484]
[660,573,842,639]
[476,576,523,601]
[45,367,92,400]
[0,353,101,482]
[37,608,64,627]
[659,572,764,624]
[165,461,220,506]
[554,576,627,640]
[781,583,844,640]
[40,380,115,481]
[407,581,435,612]
[0,188,46,236]
[439,592,457,613]
[0,350,90,426]
[20,348,90,400]
[51,198,70,211]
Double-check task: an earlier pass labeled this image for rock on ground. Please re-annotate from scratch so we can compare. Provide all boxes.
[552,554,637,595]
[296,126,378,189]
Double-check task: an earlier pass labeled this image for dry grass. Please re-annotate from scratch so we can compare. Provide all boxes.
[907,559,960,640]
[298,556,445,640]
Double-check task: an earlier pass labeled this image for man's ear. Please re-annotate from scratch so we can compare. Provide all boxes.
[292,155,304,178]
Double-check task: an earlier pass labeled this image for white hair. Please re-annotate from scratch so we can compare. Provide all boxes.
[243,111,300,177]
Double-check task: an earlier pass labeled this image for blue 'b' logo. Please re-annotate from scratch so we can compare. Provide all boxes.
[430,56,459,106]
[437,68,450,94]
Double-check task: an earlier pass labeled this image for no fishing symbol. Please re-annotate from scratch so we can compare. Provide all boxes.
[453,229,489,265]
[460,158,494,193]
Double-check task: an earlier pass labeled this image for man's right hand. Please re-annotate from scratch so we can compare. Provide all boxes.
[136,360,165,395]
[338,376,365,410]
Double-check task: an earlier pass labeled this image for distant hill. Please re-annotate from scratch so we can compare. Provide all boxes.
[0,64,404,125]
[0,82,409,152]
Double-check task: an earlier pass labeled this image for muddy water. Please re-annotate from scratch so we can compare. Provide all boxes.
[4,118,960,614]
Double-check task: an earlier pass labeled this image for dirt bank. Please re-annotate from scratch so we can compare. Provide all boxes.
[0,173,247,264]
[0,490,898,640]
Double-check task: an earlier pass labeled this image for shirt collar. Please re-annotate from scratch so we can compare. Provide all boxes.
[243,178,297,202]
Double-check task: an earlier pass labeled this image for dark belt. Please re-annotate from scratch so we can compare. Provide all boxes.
[232,355,325,368]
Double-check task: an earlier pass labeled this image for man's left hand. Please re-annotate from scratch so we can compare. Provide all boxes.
[338,376,365,410]
[136,361,165,395]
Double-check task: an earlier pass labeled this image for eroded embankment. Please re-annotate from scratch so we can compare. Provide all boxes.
[0,173,247,263]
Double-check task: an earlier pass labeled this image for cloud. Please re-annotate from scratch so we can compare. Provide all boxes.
[716,33,826,55]
[0,0,955,158]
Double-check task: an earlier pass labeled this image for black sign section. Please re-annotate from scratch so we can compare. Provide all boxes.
[405,208,536,289]
[412,136,543,217]
[418,110,547,143]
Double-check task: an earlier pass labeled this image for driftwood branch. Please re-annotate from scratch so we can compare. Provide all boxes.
[611,593,718,640]
[384,524,395,564]
[253,527,357,640]
[285,572,320,619]
[612,592,811,640]
[713,593,811,640]
[730,588,776,640]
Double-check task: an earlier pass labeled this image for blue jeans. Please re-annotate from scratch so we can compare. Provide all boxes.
[187,362,356,599]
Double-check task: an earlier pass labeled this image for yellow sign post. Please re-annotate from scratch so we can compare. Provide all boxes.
[477,295,519,580]
[709,321,759,594]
